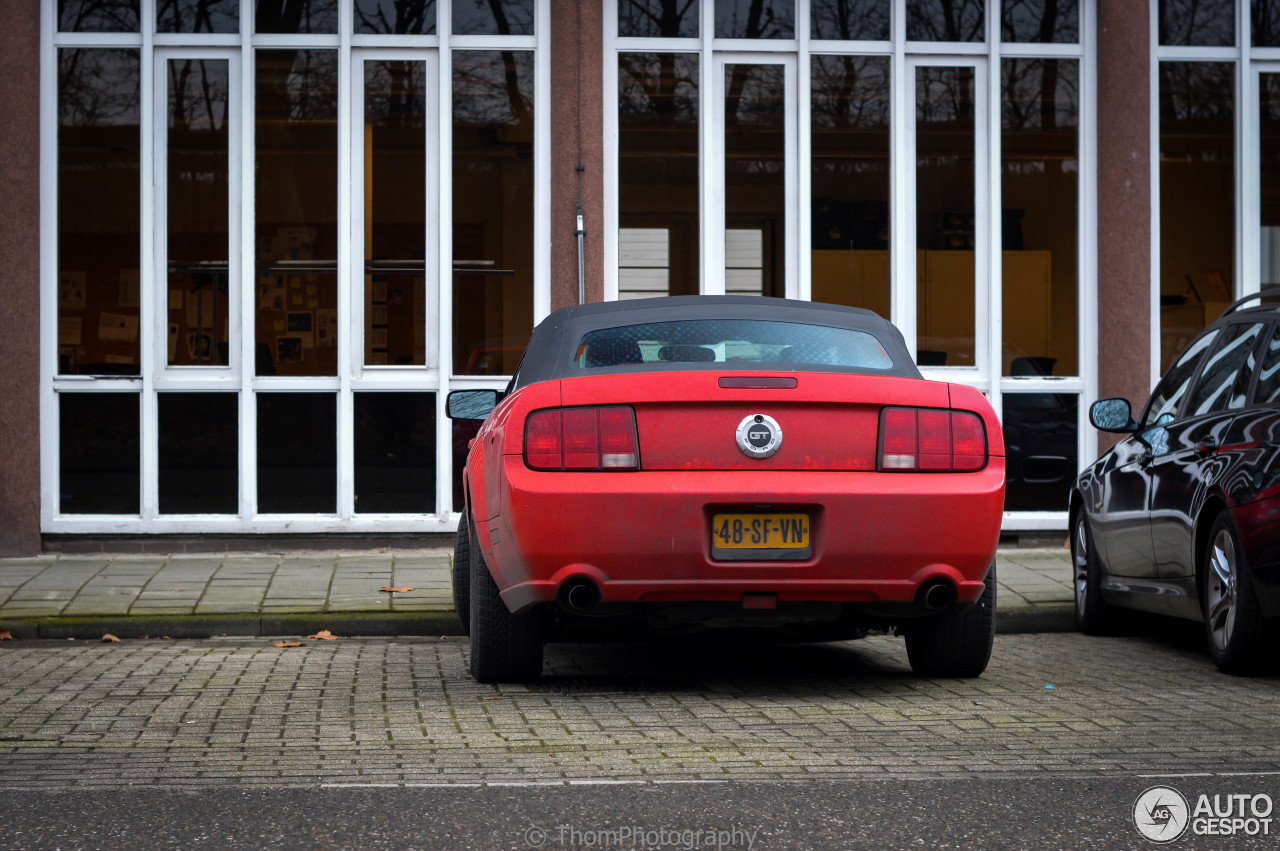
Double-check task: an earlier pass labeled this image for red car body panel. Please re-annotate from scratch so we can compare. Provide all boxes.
[464,370,1005,615]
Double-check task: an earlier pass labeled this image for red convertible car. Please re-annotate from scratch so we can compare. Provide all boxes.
[447,297,1005,682]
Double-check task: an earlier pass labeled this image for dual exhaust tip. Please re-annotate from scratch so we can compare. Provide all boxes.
[558,577,601,612]
[915,579,957,612]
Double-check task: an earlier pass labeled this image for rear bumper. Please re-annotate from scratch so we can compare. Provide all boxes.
[480,457,1005,613]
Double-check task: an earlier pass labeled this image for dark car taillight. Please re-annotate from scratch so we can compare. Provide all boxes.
[878,407,987,472]
[525,406,639,471]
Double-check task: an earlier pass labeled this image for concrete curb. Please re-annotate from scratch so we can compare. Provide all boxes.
[0,605,1073,641]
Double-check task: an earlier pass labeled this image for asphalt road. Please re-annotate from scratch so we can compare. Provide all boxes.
[2,626,1279,848]
[4,778,1280,849]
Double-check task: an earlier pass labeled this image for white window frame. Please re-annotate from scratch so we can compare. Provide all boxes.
[603,1,1096,532]
[40,0,550,535]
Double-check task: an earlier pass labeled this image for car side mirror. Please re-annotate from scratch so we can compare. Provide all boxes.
[1089,397,1139,433]
[446,389,499,421]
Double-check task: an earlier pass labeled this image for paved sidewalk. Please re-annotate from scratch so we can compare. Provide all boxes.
[0,546,1074,639]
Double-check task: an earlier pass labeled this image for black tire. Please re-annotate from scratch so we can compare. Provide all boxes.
[1201,511,1276,674]
[452,515,471,636]
[1073,511,1113,635]
[904,561,996,678]
[468,513,544,683]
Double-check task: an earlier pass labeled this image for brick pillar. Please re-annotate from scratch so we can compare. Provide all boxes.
[1096,0,1153,423]
[0,1,42,555]
[550,0,605,310]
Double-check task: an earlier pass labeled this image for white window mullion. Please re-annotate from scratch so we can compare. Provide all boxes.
[139,0,158,522]
[437,12,455,521]
[603,0,620,303]
[700,0,719,294]
[337,2,355,521]
[797,1,811,301]
[1080,0,1101,480]
[39,0,59,527]
[534,0,551,321]
[890,5,912,348]
[239,6,257,519]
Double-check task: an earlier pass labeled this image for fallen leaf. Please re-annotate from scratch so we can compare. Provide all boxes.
[275,641,303,648]
[307,630,339,640]
[102,634,120,643]
[0,630,11,641]
[483,697,502,701]
[379,586,414,593]
[162,636,171,640]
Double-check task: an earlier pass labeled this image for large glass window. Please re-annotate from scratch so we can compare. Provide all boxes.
[619,0,699,38]
[907,0,984,42]
[1001,0,1079,43]
[255,50,339,378]
[363,60,428,367]
[1001,58,1078,377]
[47,0,543,533]
[618,53,700,299]
[167,58,230,368]
[1159,62,1235,373]
[715,0,794,38]
[58,49,141,377]
[452,50,535,377]
[810,55,891,316]
[916,65,977,367]
[812,1,890,41]
[724,63,786,298]
[1159,0,1235,47]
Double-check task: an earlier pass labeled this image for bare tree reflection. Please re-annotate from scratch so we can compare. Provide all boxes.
[255,0,339,34]
[906,0,984,42]
[1001,0,1077,43]
[58,0,139,32]
[811,0,890,40]
[156,0,238,33]
[355,0,437,34]
[619,0,699,38]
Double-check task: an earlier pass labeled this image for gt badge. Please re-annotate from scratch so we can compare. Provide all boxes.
[736,414,782,459]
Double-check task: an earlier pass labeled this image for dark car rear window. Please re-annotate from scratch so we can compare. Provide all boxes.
[571,319,896,371]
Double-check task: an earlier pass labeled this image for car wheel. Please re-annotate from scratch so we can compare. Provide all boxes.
[1073,512,1112,635]
[904,561,996,678]
[452,515,471,636]
[1202,511,1276,674]
[468,513,544,683]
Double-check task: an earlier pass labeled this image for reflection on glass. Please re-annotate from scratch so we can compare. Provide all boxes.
[157,0,238,32]
[715,0,793,38]
[618,0,698,37]
[453,0,533,35]
[255,50,339,377]
[810,55,890,316]
[811,0,889,40]
[256,0,337,33]
[1002,59,1078,377]
[158,393,237,514]
[168,59,229,367]
[1159,62,1234,373]
[725,64,785,297]
[618,53,699,298]
[60,393,139,514]
[58,49,141,376]
[355,393,436,514]
[1001,393,1077,512]
[907,0,984,41]
[1257,0,1280,46]
[59,0,139,31]
[1159,0,1234,47]
[355,0,435,34]
[1262,74,1280,288]
[1001,0,1078,43]
[916,66,976,366]
[365,61,427,366]
[257,393,335,513]
[452,51,534,376]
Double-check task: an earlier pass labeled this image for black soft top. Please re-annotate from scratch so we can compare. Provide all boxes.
[509,296,921,390]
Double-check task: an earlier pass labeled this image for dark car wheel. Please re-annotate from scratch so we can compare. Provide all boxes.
[452,516,471,636]
[904,561,996,678]
[1202,511,1276,674]
[468,513,544,683]
[1073,512,1112,635]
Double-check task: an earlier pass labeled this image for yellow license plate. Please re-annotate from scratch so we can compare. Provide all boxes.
[711,513,810,550]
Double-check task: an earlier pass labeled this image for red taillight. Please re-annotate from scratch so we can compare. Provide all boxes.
[878,407,987,472]
[524,406,639,471]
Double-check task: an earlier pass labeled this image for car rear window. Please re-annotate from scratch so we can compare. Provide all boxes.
[571,319,896,371]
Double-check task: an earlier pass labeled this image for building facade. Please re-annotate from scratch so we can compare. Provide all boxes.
[0,0,1270,554]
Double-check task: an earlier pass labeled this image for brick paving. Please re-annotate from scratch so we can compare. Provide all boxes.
[0,631,1273,789]
[0,547,1071,628]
